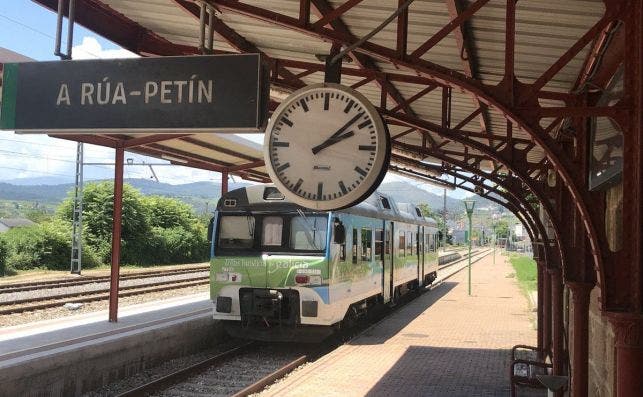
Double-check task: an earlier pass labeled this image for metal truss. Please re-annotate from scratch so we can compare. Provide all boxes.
[30,0,642,314]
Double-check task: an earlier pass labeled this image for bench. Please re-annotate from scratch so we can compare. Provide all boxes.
[510,345,552,396]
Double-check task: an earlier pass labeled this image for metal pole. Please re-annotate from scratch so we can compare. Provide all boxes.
[467,210,472,296]
[221,171,229,195]
[108,147,124,323]
[442,188,446,250]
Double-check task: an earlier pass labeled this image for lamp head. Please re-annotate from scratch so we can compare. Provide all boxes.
[463,199,475,215]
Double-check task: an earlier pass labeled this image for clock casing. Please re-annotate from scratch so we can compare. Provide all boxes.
[263,83,390,210]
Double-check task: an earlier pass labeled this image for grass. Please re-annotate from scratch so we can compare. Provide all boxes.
[508,253,537,294]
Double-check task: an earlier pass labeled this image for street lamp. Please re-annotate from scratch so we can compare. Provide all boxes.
[463,199,475,296]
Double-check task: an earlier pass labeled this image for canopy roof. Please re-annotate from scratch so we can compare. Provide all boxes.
[3,1,615,190]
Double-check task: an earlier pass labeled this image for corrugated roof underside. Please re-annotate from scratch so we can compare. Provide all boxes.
[82,0,602,173]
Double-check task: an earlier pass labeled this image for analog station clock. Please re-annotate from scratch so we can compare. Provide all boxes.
[263,83,390,210]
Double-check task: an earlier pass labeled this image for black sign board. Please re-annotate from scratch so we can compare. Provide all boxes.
[0,54,269,132]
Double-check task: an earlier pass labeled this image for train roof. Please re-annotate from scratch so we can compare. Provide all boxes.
[217,185,437,227]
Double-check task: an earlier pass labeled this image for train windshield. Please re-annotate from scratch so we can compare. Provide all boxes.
[290,215,328,251]
[218,215,255,249]
[216,214,328,254]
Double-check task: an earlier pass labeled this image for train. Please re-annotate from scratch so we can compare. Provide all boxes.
[208,185,440,341]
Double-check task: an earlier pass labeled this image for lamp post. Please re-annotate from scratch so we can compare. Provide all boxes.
[463,199,475,296]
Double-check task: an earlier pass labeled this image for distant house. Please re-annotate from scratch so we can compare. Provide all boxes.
[0,218,35,233]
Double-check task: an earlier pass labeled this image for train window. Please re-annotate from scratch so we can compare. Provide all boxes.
[290,216,328,251]
[352,228,358,264]
[415,207,422,217]
[361,228,372,262]
[263,186,285,200]
[261,216,283,246]
[380,196,391,209]
[399,232,405,257]
[407,232,413,255]
[375,229,383,257]
[218,215,255,249]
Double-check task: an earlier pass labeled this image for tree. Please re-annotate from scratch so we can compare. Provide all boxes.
[418,203,452,245]
[493,219,510,239]
[58,182,151,263]
[58,182,208,265]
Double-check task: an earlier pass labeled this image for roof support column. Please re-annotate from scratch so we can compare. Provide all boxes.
[608,314,643,397]
[550,268,565,385]
[542,265,552,356]
[604,2,643,396]
[567,282,593,397]
[221,171,229,195]
[536,262,545,357]
[108,146,124,323]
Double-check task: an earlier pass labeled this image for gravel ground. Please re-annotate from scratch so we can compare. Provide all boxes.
[155,344,306,397]
[0,271,209,304]
[82,340,244,397]
[81,343,307,397]
[0,284,209,327]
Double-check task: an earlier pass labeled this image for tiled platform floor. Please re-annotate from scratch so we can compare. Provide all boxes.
[261,252,541,397]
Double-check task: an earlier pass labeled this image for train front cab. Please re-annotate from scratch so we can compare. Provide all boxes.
[210,207,338,340]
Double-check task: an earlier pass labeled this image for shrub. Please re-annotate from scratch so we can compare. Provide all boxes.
[2,220,101,271]
[0,236,8,276]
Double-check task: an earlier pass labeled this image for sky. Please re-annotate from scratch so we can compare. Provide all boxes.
[0,1,470,199]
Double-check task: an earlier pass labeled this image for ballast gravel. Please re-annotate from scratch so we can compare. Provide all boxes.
[0,271,209,303]
[0,283,208,327]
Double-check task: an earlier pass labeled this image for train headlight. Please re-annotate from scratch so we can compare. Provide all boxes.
[295,274,322,286]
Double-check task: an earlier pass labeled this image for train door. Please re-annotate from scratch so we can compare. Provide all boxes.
[382,221,394,302]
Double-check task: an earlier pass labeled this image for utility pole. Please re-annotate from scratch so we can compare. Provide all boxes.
[70,142,83,274]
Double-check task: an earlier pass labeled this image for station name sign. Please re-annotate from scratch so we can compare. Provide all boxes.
[0,54,269,133]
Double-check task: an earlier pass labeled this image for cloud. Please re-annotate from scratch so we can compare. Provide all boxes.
[71,37,137,60]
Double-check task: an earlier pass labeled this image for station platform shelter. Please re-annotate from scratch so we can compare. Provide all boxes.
[1,1,641,396]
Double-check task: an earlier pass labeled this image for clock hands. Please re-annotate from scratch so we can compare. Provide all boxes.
[310,131,355,155]
[311,111,364,155]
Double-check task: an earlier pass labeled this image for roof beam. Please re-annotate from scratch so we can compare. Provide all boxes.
[174,0,305,88]
[443,0,493,148]
[311,2,412,114]
[32,0,198,56]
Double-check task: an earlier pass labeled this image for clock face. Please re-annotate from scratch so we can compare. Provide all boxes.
[264,83,390,210]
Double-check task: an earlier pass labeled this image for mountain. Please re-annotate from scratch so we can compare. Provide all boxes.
[0,178,249,214]
[377,181,498,214]
[0,177,498,217]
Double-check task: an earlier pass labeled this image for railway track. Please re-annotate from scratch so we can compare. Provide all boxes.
[0,276,210,315]
[0,265,210,294]
[116,343,309,397]
[112,249,495,397]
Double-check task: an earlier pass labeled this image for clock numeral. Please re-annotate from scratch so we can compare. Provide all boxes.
[293,178,303,192]
[355,166,368,177]
[300,99,309,112]
[358,145,376,151]
[273,141,290,147]
[324,93,330,110]
[277,162,290,172]
[339,181,348,195]
[344,100,354,113]
[282,117,293,127]
[358,119,372,129]
[317,182,323,199]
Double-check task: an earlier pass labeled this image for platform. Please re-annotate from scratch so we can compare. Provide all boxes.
[0,293,221,396]
[260,253,540,397]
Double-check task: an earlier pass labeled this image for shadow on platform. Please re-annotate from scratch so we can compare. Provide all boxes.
[364,345,517,397]
[351,281,458,346]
